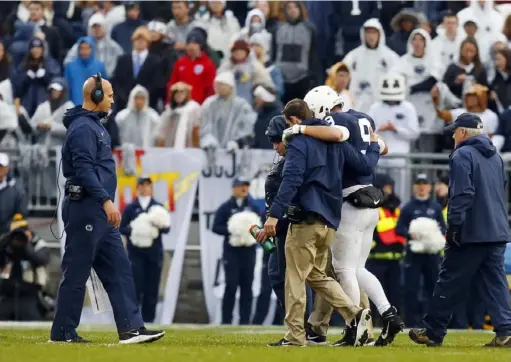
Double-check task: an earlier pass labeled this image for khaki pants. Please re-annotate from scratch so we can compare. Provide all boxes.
[284,222,361,345]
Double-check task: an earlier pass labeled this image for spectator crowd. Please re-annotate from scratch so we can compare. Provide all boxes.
[1,0,511,158]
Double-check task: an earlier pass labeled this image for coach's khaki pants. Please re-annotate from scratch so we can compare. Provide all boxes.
[284,222,361,345]
[307,249,374,338]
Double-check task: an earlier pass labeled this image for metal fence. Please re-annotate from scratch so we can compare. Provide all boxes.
[2,148,510,214]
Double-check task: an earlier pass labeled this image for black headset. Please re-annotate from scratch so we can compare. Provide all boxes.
[91,72,104,105]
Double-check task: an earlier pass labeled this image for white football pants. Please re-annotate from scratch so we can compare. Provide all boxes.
[331,202,391,315]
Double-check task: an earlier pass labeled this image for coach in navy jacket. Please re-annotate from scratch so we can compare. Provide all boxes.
[409,113,511,348]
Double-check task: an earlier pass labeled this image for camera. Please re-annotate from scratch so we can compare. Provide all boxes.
[0,227,29,259]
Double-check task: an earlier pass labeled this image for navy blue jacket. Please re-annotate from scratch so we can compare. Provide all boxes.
[61,106,116,204]
[269,119,380,229]
[119,197,170,257]
[448,135,510,244]
[396,197,446,239]
[496,109,511,153]
[212,195,262,251]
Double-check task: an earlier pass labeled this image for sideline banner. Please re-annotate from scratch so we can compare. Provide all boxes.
[199,149,277,324]
[56,147,204,324]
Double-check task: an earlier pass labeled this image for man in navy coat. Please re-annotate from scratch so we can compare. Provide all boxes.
[409,113,511,348]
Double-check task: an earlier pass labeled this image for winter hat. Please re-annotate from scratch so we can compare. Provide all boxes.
[265,115,287,143]
[214,71,235,87]
[186,27,207,49]
[29,37,44,49]
[231,39,250,54]
[249,33,266,48]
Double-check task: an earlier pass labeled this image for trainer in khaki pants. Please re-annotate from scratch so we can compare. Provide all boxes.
[308,253,374,339]
[284,221,361,345]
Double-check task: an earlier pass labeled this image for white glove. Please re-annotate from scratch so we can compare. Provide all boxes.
[27,70,36,79]
[36,68,46,78]
[282,125,306,145]
[226,140,239,153]
[409,240,426,253]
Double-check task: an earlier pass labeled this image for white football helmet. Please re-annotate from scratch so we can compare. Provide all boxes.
[304,86,338,119]
[379,73,406,101]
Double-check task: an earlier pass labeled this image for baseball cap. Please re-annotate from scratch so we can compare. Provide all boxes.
[414,173,430,184]
[232,177,250,187]
[444,113,483,132]
[0,153,9,167]
[88,12,106,28]
[48,82,64,92]
[137,175,152,185]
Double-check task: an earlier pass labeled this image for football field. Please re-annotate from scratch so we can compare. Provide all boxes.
[0,324,508,362]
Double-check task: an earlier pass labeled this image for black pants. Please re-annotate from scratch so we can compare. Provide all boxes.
[283,76,314,105]
[252,252,272,324]
[366,259,402,310]
[0,295,44,321]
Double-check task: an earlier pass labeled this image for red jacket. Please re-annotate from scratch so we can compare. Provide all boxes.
[167,52,216,104]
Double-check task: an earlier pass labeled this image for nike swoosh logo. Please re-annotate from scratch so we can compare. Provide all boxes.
[308,335,320,340]
[374,200,380,204]
[131,332,140,336]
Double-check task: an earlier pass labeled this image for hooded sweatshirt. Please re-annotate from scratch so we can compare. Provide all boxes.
[448,135,510,244]
[63,16,124,77]
[457,0,504,63]
[393,28,443,134]
[200,85,257,148]
[343,19,400,113]
[115,85,160,148]
[64,36,108,105]
[31,77,74,147]
[62,106,115,204]
[273,6,317,84]
[203,9,241,61]
[431,26,465,78]
[234,9,272,61]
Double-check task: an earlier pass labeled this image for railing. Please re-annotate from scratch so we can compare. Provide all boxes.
[2,148,511,214]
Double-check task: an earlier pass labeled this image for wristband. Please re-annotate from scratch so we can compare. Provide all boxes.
[299,125,306,134]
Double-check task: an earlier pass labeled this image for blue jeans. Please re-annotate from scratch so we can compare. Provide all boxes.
[424,244,511,342]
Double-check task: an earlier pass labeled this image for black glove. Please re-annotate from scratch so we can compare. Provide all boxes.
[446,224,461,247]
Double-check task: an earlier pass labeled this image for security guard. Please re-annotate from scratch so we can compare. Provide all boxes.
[396,173,446,328]
[119,176,170,323]
[410,113,511,347]
[51,74,164,344]
[212,177,261,325]
[366,174,404,313]
[263,99,381,347]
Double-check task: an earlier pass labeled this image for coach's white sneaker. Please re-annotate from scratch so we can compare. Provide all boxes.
[352,309,372,347]
[118,327,165,344]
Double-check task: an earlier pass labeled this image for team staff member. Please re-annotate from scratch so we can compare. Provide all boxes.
[263,99,380,347]
[120,176,170,323]
[396,174,446,328]
[259,115,347,326]
[410,114,511,348]
[212,177,261,325]
[50,74,164,344]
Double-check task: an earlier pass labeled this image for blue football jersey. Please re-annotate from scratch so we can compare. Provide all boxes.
[324,110,377,188]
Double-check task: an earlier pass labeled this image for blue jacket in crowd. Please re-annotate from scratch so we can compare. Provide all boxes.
[212,195,262,250]
[396,197,446,239]
[269,119,380,229]
[448,135,511,244]
[61,106,116,204]
[120,197,170,255]
[64,36,107,106]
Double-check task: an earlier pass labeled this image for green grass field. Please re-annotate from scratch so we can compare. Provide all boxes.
[0,325,508,362]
